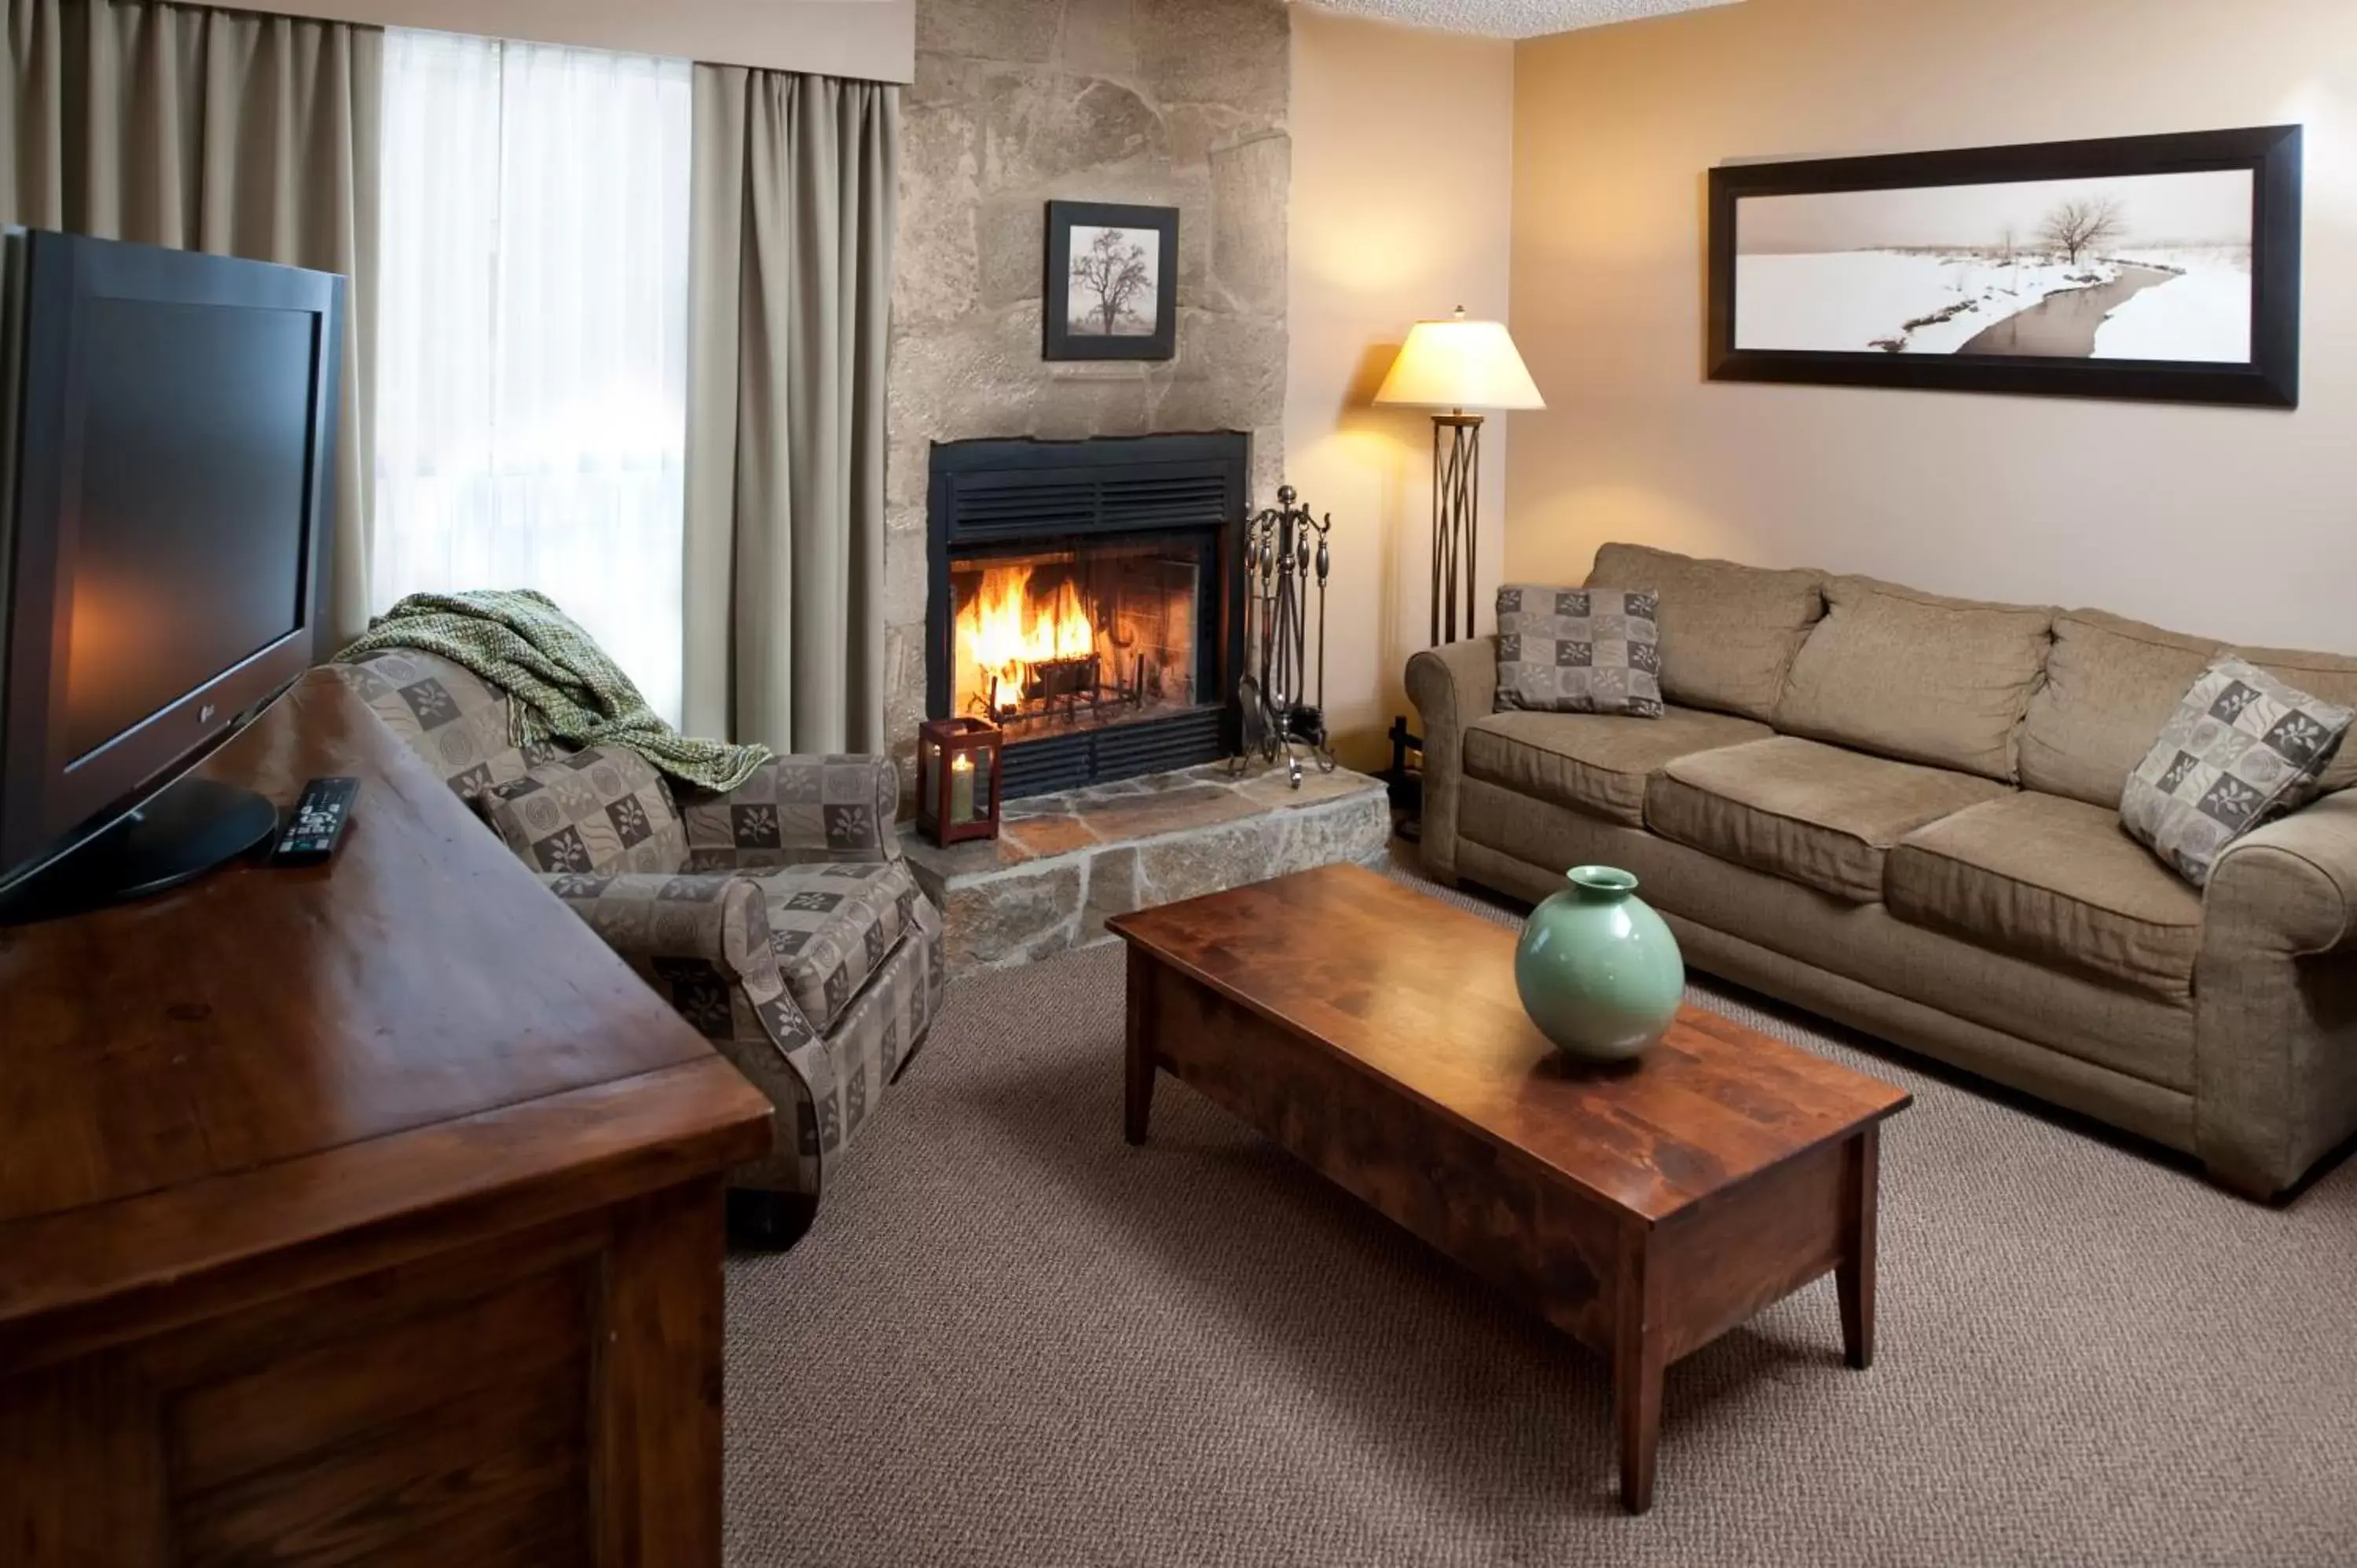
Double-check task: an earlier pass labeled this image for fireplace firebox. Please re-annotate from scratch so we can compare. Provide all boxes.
[927,433,1246,799]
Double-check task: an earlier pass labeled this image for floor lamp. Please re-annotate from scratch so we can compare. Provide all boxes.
[1373,308,1546,835]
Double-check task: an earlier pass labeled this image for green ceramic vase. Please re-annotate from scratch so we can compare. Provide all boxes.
[1512,865,1685,1063]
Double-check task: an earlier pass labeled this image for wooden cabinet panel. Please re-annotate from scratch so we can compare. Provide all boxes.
[0,676,772,1565]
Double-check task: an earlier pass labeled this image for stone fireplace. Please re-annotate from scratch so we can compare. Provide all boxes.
[926,433,1247,798]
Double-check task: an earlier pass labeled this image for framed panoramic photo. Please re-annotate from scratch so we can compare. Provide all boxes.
[1044,200,1178,362]
[1707,125,2301,407]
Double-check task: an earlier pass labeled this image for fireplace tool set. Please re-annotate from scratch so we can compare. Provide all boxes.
[1233,485,1335,788]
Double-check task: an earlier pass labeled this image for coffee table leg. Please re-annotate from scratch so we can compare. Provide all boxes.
[1614,1227,1664,1515]
[1837,1125,1879,1371]
[1124,947,1157,1146]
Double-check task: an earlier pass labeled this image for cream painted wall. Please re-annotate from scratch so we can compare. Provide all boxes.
[1508,0,2357,653]
[1287,6,1517,768]
[278,0,913,82]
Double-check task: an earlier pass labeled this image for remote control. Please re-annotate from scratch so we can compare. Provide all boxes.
[270,776,359,868]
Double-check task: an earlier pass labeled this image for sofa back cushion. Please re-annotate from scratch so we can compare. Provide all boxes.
[1773,575,2055,782]
[2235,643,2357,793]
[2019,610,2223,808]
[1585,542,1824,723]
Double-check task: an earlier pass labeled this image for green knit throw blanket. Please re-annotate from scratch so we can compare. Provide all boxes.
[336,589,770,793]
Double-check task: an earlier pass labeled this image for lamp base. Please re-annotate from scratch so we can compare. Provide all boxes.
[1429,413,1484,647]
[1384,713,1424,843]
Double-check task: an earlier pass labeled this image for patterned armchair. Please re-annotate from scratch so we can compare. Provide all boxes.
[336,648,945,1245]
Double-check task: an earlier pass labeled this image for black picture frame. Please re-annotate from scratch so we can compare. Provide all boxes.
[1043,200,1178,362]
[1706,125,2301,408]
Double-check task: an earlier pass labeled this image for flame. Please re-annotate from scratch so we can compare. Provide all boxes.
[956,565,1095,711]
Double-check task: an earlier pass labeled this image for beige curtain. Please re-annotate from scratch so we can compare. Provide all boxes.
[684,65,897,754]
[0,0,379,645]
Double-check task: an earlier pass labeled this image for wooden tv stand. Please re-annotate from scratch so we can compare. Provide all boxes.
[0,670,772,1566]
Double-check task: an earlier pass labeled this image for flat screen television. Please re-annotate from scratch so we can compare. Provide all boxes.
[0,229,343,921]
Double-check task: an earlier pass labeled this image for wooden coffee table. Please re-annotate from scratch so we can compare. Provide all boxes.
[1107,863,1910,1514]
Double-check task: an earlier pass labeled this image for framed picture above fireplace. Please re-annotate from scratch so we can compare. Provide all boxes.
[1707,124,2302,407]
[1044,200,1178,361]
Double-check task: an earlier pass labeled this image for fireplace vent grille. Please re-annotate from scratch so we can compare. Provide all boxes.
[946,471,1230,543]
[999,707,1227,799]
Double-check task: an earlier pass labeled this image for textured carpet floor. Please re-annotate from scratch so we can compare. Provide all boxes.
[725,855,2357,1567]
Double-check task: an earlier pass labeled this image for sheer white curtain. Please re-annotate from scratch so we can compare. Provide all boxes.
[373,31,692,722]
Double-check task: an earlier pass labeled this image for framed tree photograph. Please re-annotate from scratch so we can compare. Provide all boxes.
[1707,125,2301,407]
[1044,200,1178,362]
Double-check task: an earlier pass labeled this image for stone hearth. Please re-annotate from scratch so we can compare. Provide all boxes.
[899,762,1388,972]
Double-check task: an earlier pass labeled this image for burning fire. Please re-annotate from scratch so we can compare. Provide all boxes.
[957,565,1095,710]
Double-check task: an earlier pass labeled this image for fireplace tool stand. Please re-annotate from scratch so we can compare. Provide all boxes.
[1233,485,1335,789]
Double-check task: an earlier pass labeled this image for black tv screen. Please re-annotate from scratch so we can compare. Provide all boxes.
[64,297,317,764]
[0,230,343,901]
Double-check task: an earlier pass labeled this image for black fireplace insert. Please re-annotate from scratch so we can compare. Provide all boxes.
[926,433,1247,799]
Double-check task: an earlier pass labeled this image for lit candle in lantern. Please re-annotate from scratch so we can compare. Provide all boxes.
[950,750,976,823]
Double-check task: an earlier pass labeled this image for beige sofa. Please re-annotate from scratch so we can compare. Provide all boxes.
[1408,543,2357,1199]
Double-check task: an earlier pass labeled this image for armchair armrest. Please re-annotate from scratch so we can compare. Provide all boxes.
[537,871,790,1002]
[537,870,840,1199]
[2205,789,2357,957]
[1404,638,1499,885]
[677,754,900,870]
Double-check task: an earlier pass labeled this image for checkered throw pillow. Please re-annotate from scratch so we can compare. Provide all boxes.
[2121,657,2352,887]
[1494,585,1664,718]
[476,746,690,877]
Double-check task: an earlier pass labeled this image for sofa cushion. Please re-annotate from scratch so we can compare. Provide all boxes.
[1889,793,2205,1000]
[1494,585,1664,716]
[1587,542,1824,723]
[1462,705,1772,828]
[1646,736,2010,903]
[2236,643,2357,793]
[1773,576,2055,782]
[477,746,689,876]
[757,858,922,1033]
[2019,610,2223,808]
[2120,658,2352,888]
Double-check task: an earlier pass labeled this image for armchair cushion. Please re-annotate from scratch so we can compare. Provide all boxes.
[681,754,900,870]
[478,747,688,875]
[756,859,924,1032]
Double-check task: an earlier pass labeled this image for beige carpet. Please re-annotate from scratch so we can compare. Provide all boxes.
[725,855,2357,1567]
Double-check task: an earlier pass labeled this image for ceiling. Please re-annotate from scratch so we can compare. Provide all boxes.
[1300,0,1742,41]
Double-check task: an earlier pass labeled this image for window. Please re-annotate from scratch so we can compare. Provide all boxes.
[373,31,693,722]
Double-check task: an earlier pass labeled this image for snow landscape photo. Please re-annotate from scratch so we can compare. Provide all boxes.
[1733,169,2255,361]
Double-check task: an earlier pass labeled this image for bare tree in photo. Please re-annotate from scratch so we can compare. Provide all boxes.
[2039,196,2127,266]
[1071,227,1153,335]
[2000,223,2019,294]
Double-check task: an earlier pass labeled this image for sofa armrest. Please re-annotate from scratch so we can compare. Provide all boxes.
[2205,789,2357,957]
[1404,638,1498,885]
[676,754,900,870]
[2191,789,2357,1197]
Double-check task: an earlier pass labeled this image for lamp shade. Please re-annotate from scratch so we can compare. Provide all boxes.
[1373,310,1545,412]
